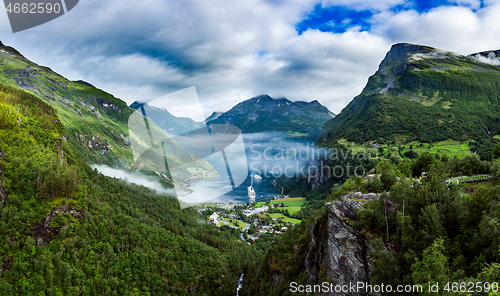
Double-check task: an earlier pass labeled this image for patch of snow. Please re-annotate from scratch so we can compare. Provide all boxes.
[410,51,451,61]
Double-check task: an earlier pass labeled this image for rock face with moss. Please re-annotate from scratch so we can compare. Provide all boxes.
[319,43,500,148]
[245,197,373,296]
[304,202,373,296]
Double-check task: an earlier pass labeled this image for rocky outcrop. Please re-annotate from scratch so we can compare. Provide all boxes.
[304,202,375,296]
[47,77,68,89]
[14,66,40,92]
[31,204,84,245]
[76,133,111,154]
[325,203,373,295]
[90,96,121,112]
[378,43,437,75]
[20,65,38,78]
[0,148,7,210]
[332,192,381,220]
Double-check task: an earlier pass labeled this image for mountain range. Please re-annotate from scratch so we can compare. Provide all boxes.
[0,40,336,295]
[244,43,500,295]
[0,41,132,166]
[206,95,334,136]
[129,102,204,136]
[0,40,335,195]
[0,77,257,295]
[132,94,335,143]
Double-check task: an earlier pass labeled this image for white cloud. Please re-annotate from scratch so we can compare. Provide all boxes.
[2,0,500,118]
[449,0,482,10]
[371,4,500,54]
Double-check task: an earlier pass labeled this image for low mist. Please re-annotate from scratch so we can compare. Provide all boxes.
[91,164,176,195]
[242,132,325,178]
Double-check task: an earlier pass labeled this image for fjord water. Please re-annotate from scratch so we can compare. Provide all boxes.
[178,133,315,204]
[181,173,280,204]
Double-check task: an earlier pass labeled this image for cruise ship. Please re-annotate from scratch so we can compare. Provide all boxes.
[248,185,256,203]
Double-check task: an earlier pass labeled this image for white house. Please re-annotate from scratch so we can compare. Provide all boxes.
[242,206,269,217]
[208,213,220,226]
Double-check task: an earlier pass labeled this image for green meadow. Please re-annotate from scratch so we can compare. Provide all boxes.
[268,213,302,224]
[401,139,471,158]
[338,138,472,160]
[255,197,305,208]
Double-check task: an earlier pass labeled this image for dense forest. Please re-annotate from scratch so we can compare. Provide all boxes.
[356,154,500,295]
[0,85,261,295]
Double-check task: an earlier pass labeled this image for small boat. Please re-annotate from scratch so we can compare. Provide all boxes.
[253,174,262,180]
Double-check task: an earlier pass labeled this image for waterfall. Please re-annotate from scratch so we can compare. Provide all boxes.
[236,273,244,296]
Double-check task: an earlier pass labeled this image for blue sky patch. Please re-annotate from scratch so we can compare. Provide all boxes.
[296,5,373,34]
[397,0,484,12]
[297,1,485,34]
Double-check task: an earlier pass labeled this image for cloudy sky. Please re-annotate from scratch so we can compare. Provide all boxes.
[1,0,500,119]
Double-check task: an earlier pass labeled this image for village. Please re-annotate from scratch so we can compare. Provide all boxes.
[195,196,305,243]
[193,170,493,245]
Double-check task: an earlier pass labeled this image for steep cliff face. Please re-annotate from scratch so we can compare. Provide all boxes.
[247,195,374,296]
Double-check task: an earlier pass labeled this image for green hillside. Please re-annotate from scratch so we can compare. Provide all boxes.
[0,42,216,187]
[319,43,500,159]
[0,43,133,166]
[0,85,260,295]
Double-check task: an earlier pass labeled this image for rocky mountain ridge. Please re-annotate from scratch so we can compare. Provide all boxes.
[0,41,133,166]
[318,42,500,147]
[207,94,335,141]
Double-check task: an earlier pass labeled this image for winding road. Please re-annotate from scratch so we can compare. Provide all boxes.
[223,219,256,244]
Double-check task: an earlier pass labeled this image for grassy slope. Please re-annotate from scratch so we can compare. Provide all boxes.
[338,138,472,161]
[0,45,216,185]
